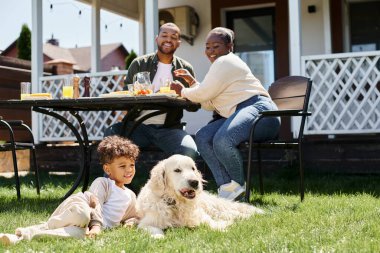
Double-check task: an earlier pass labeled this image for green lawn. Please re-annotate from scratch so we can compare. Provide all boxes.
[0,170,379,253]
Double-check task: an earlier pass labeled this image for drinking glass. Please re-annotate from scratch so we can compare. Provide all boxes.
[20,82,31,100]
[159,78,171,93]
[62,77,74,99]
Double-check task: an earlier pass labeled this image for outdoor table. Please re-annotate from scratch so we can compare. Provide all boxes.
[0,95,200,199]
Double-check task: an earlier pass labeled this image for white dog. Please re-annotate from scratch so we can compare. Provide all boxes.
[136,154,264,238]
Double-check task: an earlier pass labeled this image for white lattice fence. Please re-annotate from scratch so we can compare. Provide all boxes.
[302,51,380,135]
[38,70,128,142]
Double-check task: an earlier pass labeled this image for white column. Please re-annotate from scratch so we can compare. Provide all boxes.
[144,0,158,54]
[138,0,145,55]
[288,0,302,137]
[288,0,301,75]
[31,0,43,142]
[91,0,101,72]
[322,0,332,54]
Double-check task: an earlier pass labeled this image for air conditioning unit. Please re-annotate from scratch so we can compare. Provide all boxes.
[159,6,199,45]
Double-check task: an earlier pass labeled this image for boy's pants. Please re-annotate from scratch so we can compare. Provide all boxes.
[17,192,94,240]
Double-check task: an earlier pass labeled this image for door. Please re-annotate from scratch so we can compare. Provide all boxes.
[226,7,276,90]
[348,1,380,52]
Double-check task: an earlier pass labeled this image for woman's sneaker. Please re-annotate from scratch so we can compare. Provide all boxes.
[218,180,246,201]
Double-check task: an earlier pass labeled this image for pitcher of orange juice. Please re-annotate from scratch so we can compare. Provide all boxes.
[133,72,153,95]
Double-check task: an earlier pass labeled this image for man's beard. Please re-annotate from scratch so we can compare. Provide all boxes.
[157,44,176,55]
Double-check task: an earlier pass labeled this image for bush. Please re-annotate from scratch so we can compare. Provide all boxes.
[17,24,31,60]
[125,49,137,70]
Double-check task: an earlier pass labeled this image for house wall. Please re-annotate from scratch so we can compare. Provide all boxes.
[3,46,17,58]
[101,47,127,71]
[301,0,331,55]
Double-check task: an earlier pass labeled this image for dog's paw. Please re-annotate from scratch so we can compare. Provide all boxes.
[208,220,230,231]
[254,207,265,215]
[151,233,165,239]
[138,224,165,239]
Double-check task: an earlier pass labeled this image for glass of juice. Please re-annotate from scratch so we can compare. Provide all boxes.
[20,82,31,100]
[62,77,74,99]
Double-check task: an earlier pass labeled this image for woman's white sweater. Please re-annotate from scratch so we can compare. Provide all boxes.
[181,52,269,118]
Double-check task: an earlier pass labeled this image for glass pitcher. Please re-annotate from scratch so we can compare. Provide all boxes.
[133,72,153,94]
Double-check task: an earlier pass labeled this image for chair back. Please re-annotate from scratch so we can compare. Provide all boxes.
[268,76,312,112]
[268,76,312,140]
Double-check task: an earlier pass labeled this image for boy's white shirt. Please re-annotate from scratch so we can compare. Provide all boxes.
[88,177,138,228]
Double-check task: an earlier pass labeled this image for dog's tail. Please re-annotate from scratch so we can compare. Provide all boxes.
[199,192,264,221]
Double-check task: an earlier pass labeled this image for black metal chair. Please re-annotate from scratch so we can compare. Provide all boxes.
[0,117,40,200]
[245,76,312,202]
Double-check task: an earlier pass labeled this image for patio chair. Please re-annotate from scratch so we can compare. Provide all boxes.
[245,76,312,202]
[0,117,40,200]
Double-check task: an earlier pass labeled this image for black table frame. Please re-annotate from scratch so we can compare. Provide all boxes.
[0,96,200,199]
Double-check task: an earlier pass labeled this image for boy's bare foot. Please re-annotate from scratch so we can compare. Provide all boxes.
[0,233,21,245]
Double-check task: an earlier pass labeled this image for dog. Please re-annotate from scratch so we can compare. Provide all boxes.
[136,154,264,238]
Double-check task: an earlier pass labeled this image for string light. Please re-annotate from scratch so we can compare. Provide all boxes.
[47,1,126,33]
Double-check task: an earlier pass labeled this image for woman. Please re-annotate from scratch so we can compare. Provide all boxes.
[171,27,280,201]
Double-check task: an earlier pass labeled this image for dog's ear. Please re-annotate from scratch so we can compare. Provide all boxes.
[149,160,166,194]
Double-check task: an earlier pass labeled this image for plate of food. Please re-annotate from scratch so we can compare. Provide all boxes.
[147,91,178,97]
[99,91,132,98]
[22,93,52,100]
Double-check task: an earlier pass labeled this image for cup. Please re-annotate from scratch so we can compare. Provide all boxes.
[62,77,74,99]
[127,84,134,94]
[20,82,31,100]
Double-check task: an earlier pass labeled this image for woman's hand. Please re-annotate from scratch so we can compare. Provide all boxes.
[173,69,197,86]
[170,81,185,96]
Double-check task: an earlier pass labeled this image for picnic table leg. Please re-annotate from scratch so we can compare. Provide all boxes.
[120,107,168,137]
[33,107,86,200]
[69,111,90,192]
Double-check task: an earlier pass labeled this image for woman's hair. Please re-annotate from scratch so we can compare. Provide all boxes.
[97,135,140,164]
[208,27,235,45]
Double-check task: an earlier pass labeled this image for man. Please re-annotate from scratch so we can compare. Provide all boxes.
[104,23,198,159]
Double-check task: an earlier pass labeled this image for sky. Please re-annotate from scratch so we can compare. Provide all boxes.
[0,0,140,53]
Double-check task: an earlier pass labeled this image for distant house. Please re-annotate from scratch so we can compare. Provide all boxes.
[0,37,129,75]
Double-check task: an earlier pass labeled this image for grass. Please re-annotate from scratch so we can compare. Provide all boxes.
[0,169,379,253]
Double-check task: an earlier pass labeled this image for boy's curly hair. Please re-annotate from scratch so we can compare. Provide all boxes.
[97,136,139,164]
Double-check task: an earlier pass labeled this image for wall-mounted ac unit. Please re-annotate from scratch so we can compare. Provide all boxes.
[159,6,199,45]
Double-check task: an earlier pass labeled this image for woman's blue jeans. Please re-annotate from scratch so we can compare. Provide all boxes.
[195,95,280,187]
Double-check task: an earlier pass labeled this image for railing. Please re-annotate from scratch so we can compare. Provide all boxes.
[301,51,380,135]
[38,70,128,142]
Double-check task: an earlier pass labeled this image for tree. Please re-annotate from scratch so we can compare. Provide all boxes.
[125,49,137,69]
[17,24,32,60]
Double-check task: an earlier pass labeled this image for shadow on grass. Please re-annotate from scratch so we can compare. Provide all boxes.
[0,171,92,190]
[247,165,380,199]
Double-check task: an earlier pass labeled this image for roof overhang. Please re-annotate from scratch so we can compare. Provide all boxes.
[77,0,140,21]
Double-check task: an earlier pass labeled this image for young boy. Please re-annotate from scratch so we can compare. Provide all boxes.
[0,135,140,245]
